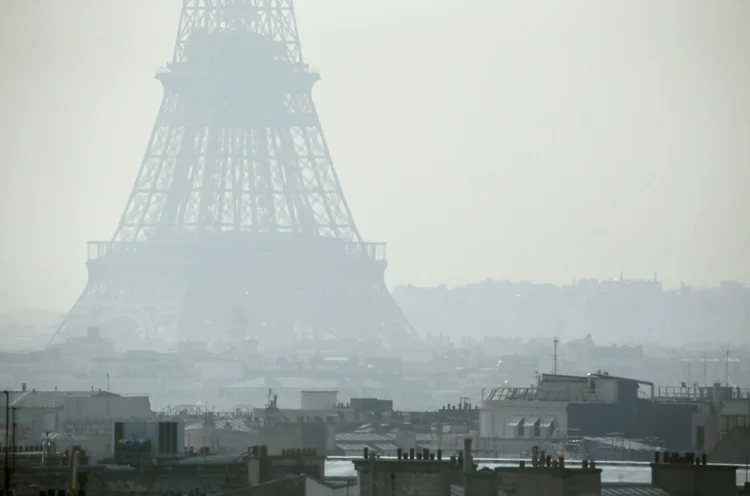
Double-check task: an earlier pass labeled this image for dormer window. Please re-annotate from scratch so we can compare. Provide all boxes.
[508,416,525,438]
[525,416,541,437]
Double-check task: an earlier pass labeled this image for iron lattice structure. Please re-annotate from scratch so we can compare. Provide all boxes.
[54,0,421,351]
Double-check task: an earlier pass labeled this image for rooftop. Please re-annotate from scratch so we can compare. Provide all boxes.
[324,458,750,486]
[0,389,125,409]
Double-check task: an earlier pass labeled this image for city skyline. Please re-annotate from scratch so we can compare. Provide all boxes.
[1,0,749,313]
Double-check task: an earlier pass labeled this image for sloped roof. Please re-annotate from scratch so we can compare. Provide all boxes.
[184,418,258,434]
[601,486,671,496]
[3,390,117,409]
[337,432,395,442]
[584,437,665,453]
[335,431,432,443]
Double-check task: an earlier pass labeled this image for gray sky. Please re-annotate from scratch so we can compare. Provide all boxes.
[1,0,749,313]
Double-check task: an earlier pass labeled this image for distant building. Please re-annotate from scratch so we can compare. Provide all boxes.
[1,387,153,457]
[479,372,700,457]
[184,415,257,454]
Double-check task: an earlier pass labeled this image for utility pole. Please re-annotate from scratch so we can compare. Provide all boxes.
[370,453,377,496]
[3,390,9,495]
[10,407,16,482]
[703,352,707,386]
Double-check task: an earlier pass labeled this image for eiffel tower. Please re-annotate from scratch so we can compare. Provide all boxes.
[53,0,421,352]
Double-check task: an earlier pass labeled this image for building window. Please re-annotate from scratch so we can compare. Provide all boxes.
[525,416,541,437]
[541,417,557,438]
[517,418,525,437]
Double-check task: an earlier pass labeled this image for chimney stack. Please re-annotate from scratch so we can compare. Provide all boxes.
[463,438,473,474]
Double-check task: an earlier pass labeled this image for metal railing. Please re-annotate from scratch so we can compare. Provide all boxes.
[88,240,387,262]
[343,241,386,261]
[156,62,319,78]
[485,386,604,403]
[654,385,750,402]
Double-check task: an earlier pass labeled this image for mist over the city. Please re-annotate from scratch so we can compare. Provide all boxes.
[0,1,749,495]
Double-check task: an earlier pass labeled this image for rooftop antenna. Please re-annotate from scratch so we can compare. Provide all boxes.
[553,337,559,375]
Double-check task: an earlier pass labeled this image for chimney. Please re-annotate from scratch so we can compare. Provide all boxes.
[463,438,475,496]
[463,438,473,474]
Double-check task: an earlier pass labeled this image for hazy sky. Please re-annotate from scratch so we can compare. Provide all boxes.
[1,0,749,313]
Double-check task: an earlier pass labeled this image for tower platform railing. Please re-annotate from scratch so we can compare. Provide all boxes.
[87,240,386,262]
[155,62,319,76]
